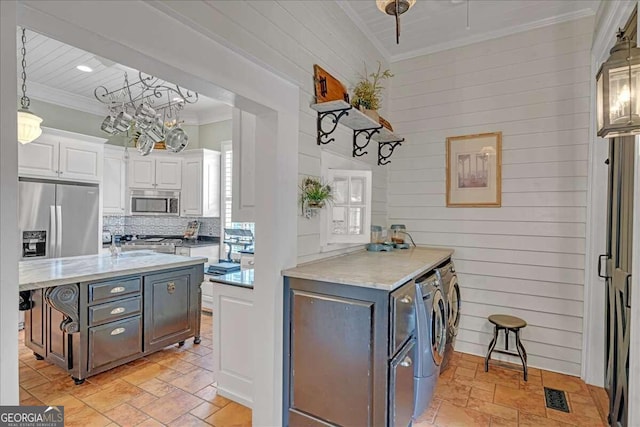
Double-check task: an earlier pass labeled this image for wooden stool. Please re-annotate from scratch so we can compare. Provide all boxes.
[484,314,528,381]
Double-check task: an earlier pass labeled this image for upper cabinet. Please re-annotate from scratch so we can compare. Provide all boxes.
[231,108,255,222]
[19,127,106,182]
[181,149,221,217]
[128,155,182,190]
[103,145,127,215]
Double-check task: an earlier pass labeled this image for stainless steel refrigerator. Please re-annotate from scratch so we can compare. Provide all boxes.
[19,178,100,260]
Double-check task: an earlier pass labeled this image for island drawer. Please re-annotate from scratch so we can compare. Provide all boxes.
[89,296,141,326]
[89,316,142,371]
[89,277,141,303]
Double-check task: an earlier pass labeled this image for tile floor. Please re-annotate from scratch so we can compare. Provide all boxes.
[18,312,252,427]
[415,352,610,427]
[18,315,609,427]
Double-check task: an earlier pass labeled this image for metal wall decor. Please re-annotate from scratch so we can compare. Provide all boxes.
[95,72,198,155]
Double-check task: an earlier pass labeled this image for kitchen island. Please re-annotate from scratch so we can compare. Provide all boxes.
[19,251,206,384]
[282,247,454,427]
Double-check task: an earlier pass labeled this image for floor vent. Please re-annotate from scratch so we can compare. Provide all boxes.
[544,387,570,412]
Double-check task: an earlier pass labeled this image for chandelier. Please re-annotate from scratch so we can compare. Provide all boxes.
[17,28,43,144]
[596,29,640,138]
[376,0,416,44]
[95,72,198,155]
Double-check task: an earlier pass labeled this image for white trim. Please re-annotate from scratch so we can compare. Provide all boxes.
[629,135,640,427]
[582,0,637,387]
[29,81,106,116]
[335,0,391,62]
[390,8,596,62]
[39,126,108,145]
[198,105,233,125]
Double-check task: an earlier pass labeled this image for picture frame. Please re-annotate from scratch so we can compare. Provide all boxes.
[446,132,502,207]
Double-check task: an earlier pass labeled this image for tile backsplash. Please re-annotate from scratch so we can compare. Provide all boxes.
[104,215,220,237]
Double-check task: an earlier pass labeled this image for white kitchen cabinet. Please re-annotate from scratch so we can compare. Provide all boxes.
[212,282,253,407]
[231,108,255,222]
[103,145,127,215]
[175,244,219,263]
[18,127,106,182]
[128,154,182,190]
[181,149,220,217]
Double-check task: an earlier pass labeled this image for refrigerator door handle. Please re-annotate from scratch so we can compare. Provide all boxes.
[56,205,62,258]
[49,205,56,258]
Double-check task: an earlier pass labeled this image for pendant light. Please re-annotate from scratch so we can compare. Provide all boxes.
[596,29,640,138]
[376,0,416,44]
[17,28,43,144]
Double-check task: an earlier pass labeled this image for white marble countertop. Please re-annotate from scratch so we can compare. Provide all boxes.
[207,269,254,289]
[19,251,207,291]
[283,246,454,291]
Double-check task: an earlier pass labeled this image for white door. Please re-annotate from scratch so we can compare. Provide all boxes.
[58,139,102,182]
[231,108,256,222]
[18,136,59,179]
[129,157,156,189]
[202,152,221,217]
[155,157,182,190]
[103,149,126,214]
[182,156,203,216]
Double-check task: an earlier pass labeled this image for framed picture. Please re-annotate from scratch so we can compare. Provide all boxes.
[446,132,502,207]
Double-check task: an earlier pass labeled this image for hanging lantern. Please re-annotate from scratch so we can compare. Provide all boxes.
[376,0,416,44]
[596,30,640,138]
[17,28,43,144]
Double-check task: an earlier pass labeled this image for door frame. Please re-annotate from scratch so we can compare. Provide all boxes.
[630,136,640,426]
[1,2,299,425]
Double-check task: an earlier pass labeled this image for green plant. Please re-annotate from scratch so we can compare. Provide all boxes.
[299,177,333,212]
[351,61,393,111]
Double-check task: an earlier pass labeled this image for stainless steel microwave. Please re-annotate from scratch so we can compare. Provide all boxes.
[130,190,180,216]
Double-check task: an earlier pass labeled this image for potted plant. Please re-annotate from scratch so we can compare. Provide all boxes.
[299,176,333,216]
[351,61,393,122]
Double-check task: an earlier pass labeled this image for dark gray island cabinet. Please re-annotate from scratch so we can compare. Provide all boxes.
[283,247,453,427]
[20,251,205,384]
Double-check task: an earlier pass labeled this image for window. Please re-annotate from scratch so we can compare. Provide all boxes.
[325,169,372,245]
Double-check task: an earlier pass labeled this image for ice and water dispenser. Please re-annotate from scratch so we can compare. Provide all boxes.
[22,230,47,258]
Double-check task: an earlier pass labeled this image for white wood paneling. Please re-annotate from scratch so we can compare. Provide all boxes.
[196,1,389,263]
[388,17,593,375]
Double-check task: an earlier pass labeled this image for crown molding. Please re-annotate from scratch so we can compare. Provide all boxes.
[335,1,391,63]
[29,81,107,116]
[390,8,597,62]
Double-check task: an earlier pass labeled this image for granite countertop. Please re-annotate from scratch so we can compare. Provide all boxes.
[283,246,454,291]
[206,269,254,289]
[19,251,207,291]
[180,237,220,248]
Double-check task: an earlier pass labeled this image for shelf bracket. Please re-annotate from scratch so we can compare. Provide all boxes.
[353,126,383,157]
[44,284,80,334]
[378,139,404,165]
[317,107,351,145]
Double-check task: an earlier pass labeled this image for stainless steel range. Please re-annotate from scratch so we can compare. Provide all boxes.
[121,238,183,254]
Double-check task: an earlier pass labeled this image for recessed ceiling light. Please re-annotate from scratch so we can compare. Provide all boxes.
[76,65,93,73]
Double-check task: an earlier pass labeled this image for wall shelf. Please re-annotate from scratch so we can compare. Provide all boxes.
[311,100,404,165]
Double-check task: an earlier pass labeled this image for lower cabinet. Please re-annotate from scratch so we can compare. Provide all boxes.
[23,265,203,383]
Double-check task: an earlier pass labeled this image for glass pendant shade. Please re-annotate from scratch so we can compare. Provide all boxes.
[376,0,416,15]
[17,109,43,144]
[596,34,640,138]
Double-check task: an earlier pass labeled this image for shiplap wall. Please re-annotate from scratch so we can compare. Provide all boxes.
[200,1,389,263]
[387,17,594,376]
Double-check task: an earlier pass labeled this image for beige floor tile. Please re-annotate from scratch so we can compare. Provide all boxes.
[542,371,590,395]
[518,412,570,427]
[204,402,252,427]
[27,379,77,403]
[434,401,491,427]
[135,418,166,427]
[190,402,223,420]
[546,408,607,427]
[129,391,159,410]
[169,413,214,426]
[68,381,104,399]
[169,368,215,394]
[587,385,610,425]
[470,386,494,402]
[434,378,471,407]
[454,366,477,379]
[81,379,144,413]
[121,363,174,386]
[466,397,518,422]
[461,353,486,364]
[494,384,547,417]
[490,416,518,427]
[140,389,204,424]
[104,403,150,426]
[19,365,50,389]
[63,405,112,427]
[195,386,232,407]
[475,366,520,389]
[138,378,178,397]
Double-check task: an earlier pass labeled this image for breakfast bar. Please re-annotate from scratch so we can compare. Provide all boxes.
[19,251,206,384]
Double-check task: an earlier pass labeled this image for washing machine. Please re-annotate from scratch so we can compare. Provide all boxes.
[413,271,448,419]
[437,260,460,372]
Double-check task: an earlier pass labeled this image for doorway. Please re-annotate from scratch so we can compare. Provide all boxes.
[603,137,634,426]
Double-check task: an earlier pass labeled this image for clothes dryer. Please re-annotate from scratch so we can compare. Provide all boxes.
[413,272,447,419]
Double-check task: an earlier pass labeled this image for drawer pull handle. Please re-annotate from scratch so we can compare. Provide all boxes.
[400,356,413,368]
[110,286,126,294]
[110,327,126,336]
[167,282,176,294]
[110,307,125,315]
